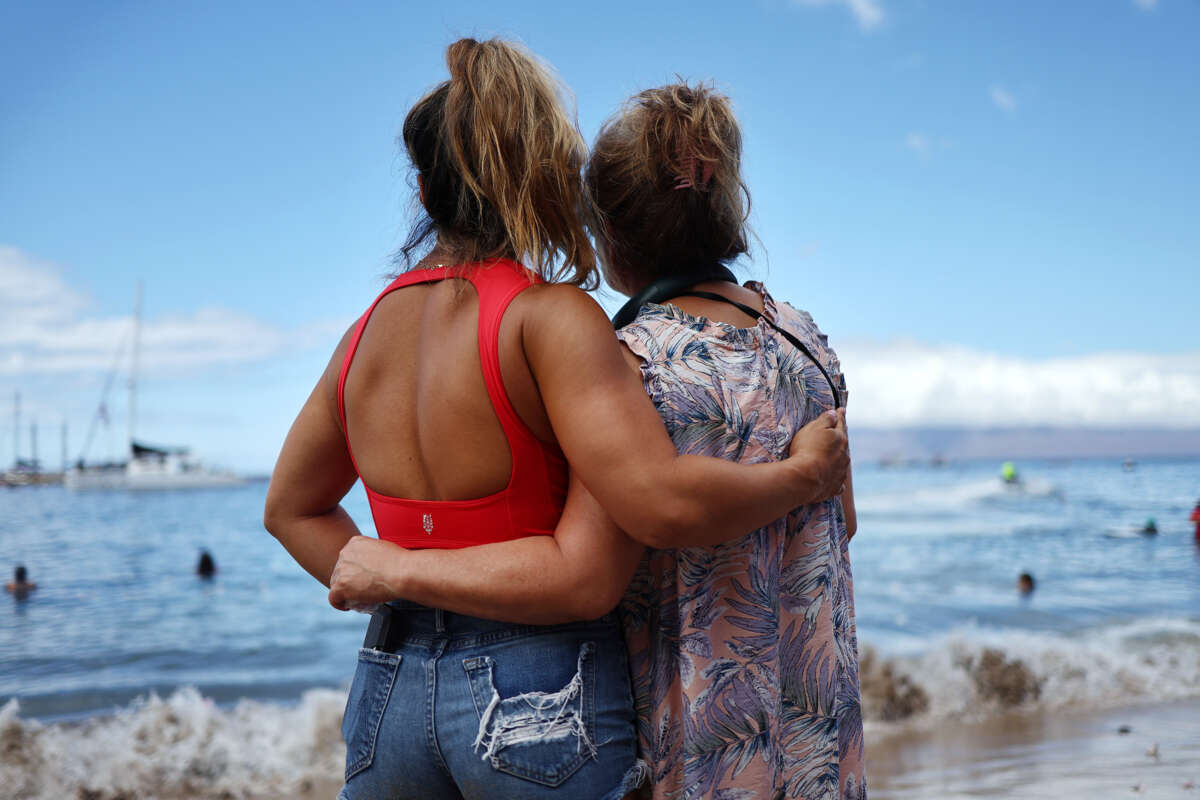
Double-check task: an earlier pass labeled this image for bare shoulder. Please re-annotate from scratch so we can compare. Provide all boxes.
[518,282,606,318]
[324,322,359,378]
[515,283,613,341]
[319,321,362,425]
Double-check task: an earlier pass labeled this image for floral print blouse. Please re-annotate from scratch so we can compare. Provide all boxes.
[617,283,866,800]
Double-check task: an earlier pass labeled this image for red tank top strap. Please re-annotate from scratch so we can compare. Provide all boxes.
[465,262,543,471]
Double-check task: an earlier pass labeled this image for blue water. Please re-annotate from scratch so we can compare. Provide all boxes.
[2,458,1198,721]
[851,458,1200,652]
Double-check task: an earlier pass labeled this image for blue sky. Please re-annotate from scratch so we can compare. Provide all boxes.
[2,0,1198,472]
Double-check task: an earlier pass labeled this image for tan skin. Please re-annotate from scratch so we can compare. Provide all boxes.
[319,273,856,624]
[264,239,850,603]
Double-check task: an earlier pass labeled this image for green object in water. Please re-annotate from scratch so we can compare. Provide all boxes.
[1002,462,1017,482]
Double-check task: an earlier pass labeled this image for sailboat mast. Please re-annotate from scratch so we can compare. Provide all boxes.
[11,391,18,468]
[128,281,143,452]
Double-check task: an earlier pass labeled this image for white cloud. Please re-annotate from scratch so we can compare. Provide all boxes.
[837,338,1200,428]
[905,132,931,156]
[0,246,340,375]
[792,0,885,31]
[1133,0,1158,10]
[904,132,952,159]
[990,85,1018,113]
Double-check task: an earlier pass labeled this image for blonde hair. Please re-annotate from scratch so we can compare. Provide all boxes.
[585,82,750,289]
[398,38,597,287]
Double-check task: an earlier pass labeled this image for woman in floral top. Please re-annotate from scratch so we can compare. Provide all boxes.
[588,83,866,799]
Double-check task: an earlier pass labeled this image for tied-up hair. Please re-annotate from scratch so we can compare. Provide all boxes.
[397,38,598,288]
[585,81,751,290]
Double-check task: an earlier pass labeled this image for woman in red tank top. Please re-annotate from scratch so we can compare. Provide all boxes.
[264,40,848,800]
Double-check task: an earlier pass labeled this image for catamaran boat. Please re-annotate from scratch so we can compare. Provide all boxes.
[65,283,245,491]
[65,442,244,491]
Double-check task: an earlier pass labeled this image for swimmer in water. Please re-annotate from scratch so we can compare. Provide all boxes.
[1190,500,1200,543]
[5,565,37,597]
[1017,572,1035,595]
[1141,517,1158,536]
[196,550,217,578]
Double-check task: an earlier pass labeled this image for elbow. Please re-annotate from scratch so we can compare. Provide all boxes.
[625,496,701,550]
[562,579,626,622]
[262,505,283,540]
[262,485,288,540]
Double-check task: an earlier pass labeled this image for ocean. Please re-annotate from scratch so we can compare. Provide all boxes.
[2,457,1198,798]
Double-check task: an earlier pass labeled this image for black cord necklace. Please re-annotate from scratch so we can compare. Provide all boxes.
[612,265,842,409]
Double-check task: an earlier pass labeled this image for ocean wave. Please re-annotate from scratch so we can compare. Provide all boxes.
[3,618,1198,798]
[858,477,1064,516]
[0,687,347,800]
[859,617,1200,730]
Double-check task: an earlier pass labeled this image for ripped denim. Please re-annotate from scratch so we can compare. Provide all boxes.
[338,601,645,800]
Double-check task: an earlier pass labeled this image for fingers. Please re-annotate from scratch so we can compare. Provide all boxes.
[328,587,347,611]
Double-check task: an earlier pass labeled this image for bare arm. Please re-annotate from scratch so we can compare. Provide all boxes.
[328,471,643,623]
[524,286,848,549]
[263,328,362,587]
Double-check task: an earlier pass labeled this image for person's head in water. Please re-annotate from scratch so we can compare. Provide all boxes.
[397,37,596,288]
[6,564,36,595]
[1017,572,1035,595]
[196,550,216,578]
[584,81,750,296]
[1142,517,1158,535]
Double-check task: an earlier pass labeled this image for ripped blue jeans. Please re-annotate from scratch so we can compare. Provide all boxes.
[338,601,644,800]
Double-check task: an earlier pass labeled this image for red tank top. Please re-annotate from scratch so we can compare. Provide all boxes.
[337,259,568,549]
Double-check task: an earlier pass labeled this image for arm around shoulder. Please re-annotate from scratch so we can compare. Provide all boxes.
[521,286,847,548]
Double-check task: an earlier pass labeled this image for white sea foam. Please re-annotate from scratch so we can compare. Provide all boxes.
[858,476,1063,516]
[860,617,1200,732]
[3,619,1198,797]
[1,687,347,799]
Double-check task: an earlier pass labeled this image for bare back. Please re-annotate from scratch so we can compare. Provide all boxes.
[339,277,557,502]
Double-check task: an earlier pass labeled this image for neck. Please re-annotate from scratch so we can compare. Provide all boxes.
[418,235,514,271]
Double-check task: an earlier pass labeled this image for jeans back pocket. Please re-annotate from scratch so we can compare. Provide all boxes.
[342,648,402,781]
[463,641,596,787]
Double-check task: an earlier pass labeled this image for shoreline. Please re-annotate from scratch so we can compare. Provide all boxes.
[5,687,1200,799]
[868,698,1200,798]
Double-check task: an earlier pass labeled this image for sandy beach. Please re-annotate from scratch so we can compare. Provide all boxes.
[869,699,1200,799]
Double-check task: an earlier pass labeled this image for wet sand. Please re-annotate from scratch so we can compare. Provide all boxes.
[868,699,1200,798]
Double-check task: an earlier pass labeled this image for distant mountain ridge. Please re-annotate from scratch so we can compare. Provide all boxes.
[850,427,1200,461]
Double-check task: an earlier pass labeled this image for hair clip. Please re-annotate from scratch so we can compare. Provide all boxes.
[673,156,714,191]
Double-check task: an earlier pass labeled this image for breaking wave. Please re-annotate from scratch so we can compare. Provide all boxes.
[860,616,1200,730]
[857,476,1064,517]
[1,687,347,800]
[3,618,1198,798]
